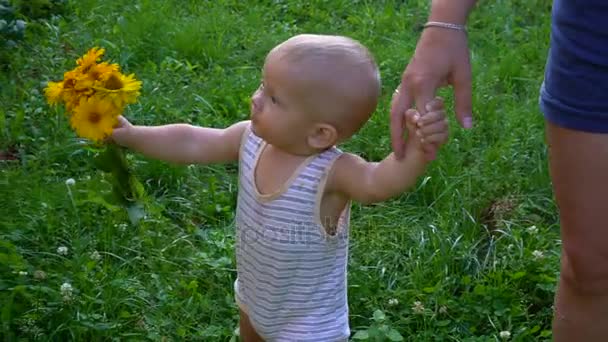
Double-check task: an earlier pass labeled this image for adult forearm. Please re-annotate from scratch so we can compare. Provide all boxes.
[428,0,478,25]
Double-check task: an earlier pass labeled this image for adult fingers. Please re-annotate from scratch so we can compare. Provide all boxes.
[390,84,414,159]
[424,97,445,113]
[452,55,474,129]
[411,74,438,119]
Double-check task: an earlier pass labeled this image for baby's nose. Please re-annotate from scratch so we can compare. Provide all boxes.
[251,92,263,112]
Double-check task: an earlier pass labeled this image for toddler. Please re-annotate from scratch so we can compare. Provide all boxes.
[112,34,449,341]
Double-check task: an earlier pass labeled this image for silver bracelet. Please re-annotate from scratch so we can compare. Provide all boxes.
[424,21,466,32]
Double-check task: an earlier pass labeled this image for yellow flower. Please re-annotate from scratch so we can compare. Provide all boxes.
[96,71,142,108]
[70,97,119,142]
[61,69,86,112]
[76,47,105,72]
[74,77,96,95]
[88,62,119,82]
[61,67,102,111]
[63,69,83,86]
[44,81,64,105]
[45,47,142,123]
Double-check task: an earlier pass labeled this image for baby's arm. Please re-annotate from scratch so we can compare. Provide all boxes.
[111,116,250,165]
[327,98,448,204]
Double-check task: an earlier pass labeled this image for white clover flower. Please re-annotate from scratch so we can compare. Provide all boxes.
[439,306,448,314]
[527,225,538,234]
[57,246,69,255]
[388,298,399,306]
[412,301,425,314]
[60,282,73,297]
[532,250,544,259]
[65,178,76,186]
[60,282,75,302]
[499,330,511,339]
[90,250,101,261]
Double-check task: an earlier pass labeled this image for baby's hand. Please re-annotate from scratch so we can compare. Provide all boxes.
[405,97,449,160]
[110,115,134,146]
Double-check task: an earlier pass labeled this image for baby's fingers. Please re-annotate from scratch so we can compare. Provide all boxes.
[115,115,131,128]
[420,131,449,146]
[417,110,446,127]
[405,108,420,132]
[417,119,449,137]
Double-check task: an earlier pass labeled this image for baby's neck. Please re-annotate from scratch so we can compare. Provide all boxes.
[254,143,318,196]
[265,143,314,160]
[267,142,331,158]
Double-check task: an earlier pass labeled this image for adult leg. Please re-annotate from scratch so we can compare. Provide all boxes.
[239,309,264,342]
[546,121,608,341]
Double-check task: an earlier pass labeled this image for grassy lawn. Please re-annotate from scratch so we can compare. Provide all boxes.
[1,0,557,340]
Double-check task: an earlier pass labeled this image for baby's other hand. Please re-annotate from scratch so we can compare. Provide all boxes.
[110,116,134,146]
[405,97,449,160]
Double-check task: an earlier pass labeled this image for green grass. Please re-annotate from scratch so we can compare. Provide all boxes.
[0,0,557,340]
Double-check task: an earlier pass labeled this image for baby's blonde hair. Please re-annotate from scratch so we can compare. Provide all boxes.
[268,34,381,139]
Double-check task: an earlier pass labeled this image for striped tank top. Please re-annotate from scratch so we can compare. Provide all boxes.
[234,124,351,341]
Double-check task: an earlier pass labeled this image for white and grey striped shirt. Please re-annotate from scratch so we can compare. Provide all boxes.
[234,124,351,341]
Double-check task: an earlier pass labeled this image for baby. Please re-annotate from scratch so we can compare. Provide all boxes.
[112,34,449,341]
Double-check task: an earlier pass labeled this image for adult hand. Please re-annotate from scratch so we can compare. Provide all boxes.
[390,26,473,160]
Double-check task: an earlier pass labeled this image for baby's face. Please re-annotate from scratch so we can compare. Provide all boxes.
[250,53,321,153]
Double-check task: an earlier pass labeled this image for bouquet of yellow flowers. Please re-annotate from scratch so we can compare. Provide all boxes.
[45,47,146,223]
[44,47,141,141]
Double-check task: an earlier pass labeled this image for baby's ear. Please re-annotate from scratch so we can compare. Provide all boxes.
[307,123,338,150]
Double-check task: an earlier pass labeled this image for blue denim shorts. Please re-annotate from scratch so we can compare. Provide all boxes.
[539,0,608,133]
